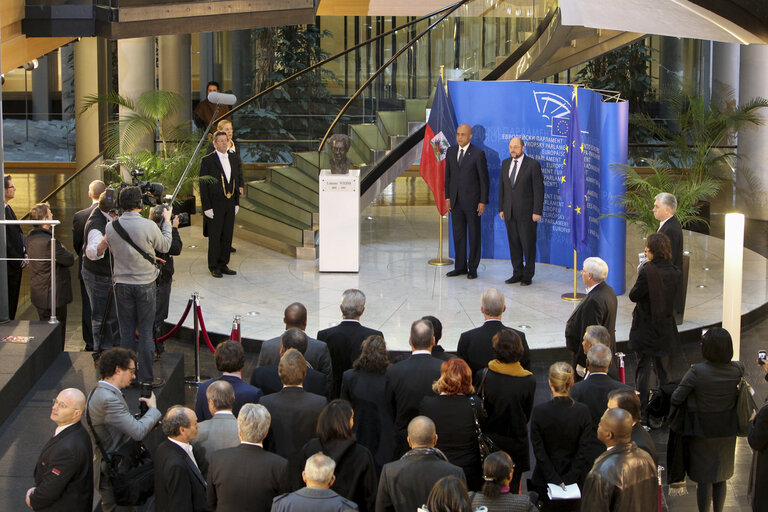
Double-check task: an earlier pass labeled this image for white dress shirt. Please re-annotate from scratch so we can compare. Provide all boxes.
[217,150,232,182]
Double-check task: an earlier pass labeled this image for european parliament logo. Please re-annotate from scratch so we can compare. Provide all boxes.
[533,90,571,138]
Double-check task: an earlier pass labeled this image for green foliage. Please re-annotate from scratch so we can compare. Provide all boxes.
[576,41,654,114]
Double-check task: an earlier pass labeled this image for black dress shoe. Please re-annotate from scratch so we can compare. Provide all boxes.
[140,377,165,389]
[467,271,478,279]
[220,267,237,275]
[505,276,522,284]
[521,280,532,286]
[210,269,223,278]
[230,247,237,253]
[446,269,468,277]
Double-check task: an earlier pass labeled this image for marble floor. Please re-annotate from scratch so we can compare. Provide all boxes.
[163,178,768,352]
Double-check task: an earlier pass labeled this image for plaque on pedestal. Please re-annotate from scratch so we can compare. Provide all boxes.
[319,169,360,272]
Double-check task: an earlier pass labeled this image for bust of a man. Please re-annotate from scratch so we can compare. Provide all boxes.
[328,134,351,174]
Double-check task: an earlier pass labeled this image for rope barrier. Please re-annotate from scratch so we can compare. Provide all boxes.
[194,303,217,354]
[155,298,194,343]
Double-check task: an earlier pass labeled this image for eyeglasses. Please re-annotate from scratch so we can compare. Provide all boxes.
[52,399,70,408]
[124,366,137,374]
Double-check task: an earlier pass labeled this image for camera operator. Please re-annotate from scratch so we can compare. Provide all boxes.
[82,192,121,361]
[100,187,172,387]
[86,347,161,512]
[150,205,182,359]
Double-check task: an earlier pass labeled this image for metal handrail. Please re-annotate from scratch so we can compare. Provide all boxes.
[0,220,61,324]
[212,1,462,125]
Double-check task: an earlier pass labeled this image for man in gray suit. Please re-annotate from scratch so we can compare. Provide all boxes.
[85,347,162,512]
[257,302,332,380]
[192,380,240,472]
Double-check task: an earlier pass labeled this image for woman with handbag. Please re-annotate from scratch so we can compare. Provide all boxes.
[529,362,592,512]
[419,359,483,491]
[475,329,536,493]
[670,327,742,512]
[628,232,680,423]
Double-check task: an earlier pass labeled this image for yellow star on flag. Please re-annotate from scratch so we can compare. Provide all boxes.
[575,206,581,214]
[561,176,566,183]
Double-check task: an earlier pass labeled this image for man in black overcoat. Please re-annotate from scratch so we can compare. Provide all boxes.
[200,130,243,278]
[4,175,25,320]
[444,124,489,280]
[498,137,544,286]
[654,192,685,323]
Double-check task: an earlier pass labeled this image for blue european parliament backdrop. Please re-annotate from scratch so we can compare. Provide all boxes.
[446,81,629,294]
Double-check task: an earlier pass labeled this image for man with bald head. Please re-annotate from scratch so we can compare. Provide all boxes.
[444,123,489,280]
[257,302,332,381]
[376,416,465,512]
[457,288,530,374]
[581,408,657,511]
[499,137,544,286]
[27,388,93,511]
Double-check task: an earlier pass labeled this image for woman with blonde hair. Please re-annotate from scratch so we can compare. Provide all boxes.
[528,362,592,511]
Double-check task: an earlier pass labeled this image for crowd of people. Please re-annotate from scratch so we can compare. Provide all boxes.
[21,284,768,512]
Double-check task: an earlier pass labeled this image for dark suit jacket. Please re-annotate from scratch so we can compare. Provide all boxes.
[564,281,618,368]
[375,451,465,512]
[498,155,544,220]
[385,354,443,457]
[659,216,683,270]
[444,143,489,209]
[250,363,328,398]
[5,204,25,260]
[259,387,327,472]
[570,373,632,426]
[207,443,290,512]
[30,422,93,512]
[258,334,333,379]
[72,203,97,260]
[317,321,383,398]
[194,375,263,421]
[457,320,531,374]
[199,150,243,213]
[27,228,75,309]
[748,401,768,511]
[154,439,211,512]
[341,369,393,472]
[628,259,680,356]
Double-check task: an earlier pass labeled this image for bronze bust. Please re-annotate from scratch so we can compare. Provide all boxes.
[328,134,352,174]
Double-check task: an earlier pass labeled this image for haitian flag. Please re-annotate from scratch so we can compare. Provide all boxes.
[419,78,457,216]
[559,86,588,252]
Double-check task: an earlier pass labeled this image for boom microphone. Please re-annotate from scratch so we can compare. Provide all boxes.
[207,92,237,105]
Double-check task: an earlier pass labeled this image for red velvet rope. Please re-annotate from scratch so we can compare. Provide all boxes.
[155,299,193,343]
[194,303,217,354]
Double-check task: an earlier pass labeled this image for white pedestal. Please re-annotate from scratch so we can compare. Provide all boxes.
[319,169,360,272]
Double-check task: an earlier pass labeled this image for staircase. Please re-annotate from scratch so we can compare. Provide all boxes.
[236,99,426,259]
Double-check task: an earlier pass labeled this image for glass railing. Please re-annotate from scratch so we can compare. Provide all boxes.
[231,0,558,164]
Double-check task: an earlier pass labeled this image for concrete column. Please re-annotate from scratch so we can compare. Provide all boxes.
[711,42,739,109]
[117,37,155,153]
[31,54,53,121]
[74,37,101,171]
[659,36,683,121]
[231,29,252,103]
[61,43,76,121]
[158,34,192,131]
[736,44,768,219]
[199,32,214,100]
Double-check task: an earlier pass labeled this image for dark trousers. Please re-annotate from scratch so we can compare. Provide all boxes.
[504,215,537,280]
[635,352,669,417]
[207,201,235,271]
[81,268,120,353]
[6,262,22,320]
[114,282,156,383]
[154,278,172,334]
[79,270,94,350]
[36,306,68,349]
[451,201,482,272]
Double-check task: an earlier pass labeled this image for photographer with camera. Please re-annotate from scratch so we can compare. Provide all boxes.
[100,186,172,388]
[150,205,182,359]
[86,347,161,511]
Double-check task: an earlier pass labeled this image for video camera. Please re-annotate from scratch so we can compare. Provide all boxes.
[104,169,190,227]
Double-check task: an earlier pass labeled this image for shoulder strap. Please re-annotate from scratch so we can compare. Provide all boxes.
[112,220,159,268]
[468,395,482,427]
[85,388,111,462]
[477,368,489,400]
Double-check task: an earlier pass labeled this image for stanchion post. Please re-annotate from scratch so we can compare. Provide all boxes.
[616,352,626,384]
[186,292,202,385]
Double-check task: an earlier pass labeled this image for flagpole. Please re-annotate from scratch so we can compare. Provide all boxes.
[561,84,585,301]
[429,65,452,267]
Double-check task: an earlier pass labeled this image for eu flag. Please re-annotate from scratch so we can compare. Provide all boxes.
[559,87,588,252]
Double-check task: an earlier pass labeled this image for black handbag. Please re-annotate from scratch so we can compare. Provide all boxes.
[469,394,498,461]
[86,390,155,506]
[736,371,758,437]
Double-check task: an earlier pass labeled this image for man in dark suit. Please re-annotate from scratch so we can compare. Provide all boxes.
[376,416,465,512]
[251,328,328,397]
[207,403,290,512]
[654,192,685,323]
[3,175,25,320]
[192,381,240,471]
[581,325,619,381]
[317,289,382,398]
[457,288,530,374]
[200,130,243,278]
[26,388,93,511]
[259,349,327,475]
[258,302,333,381]
[195,341,263,421]
[385,319,444,458]
[498,137,544,286]
[444,123,489,280]
[72,180,105,351]
[155,406,211,512]
[564,257,617,379]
